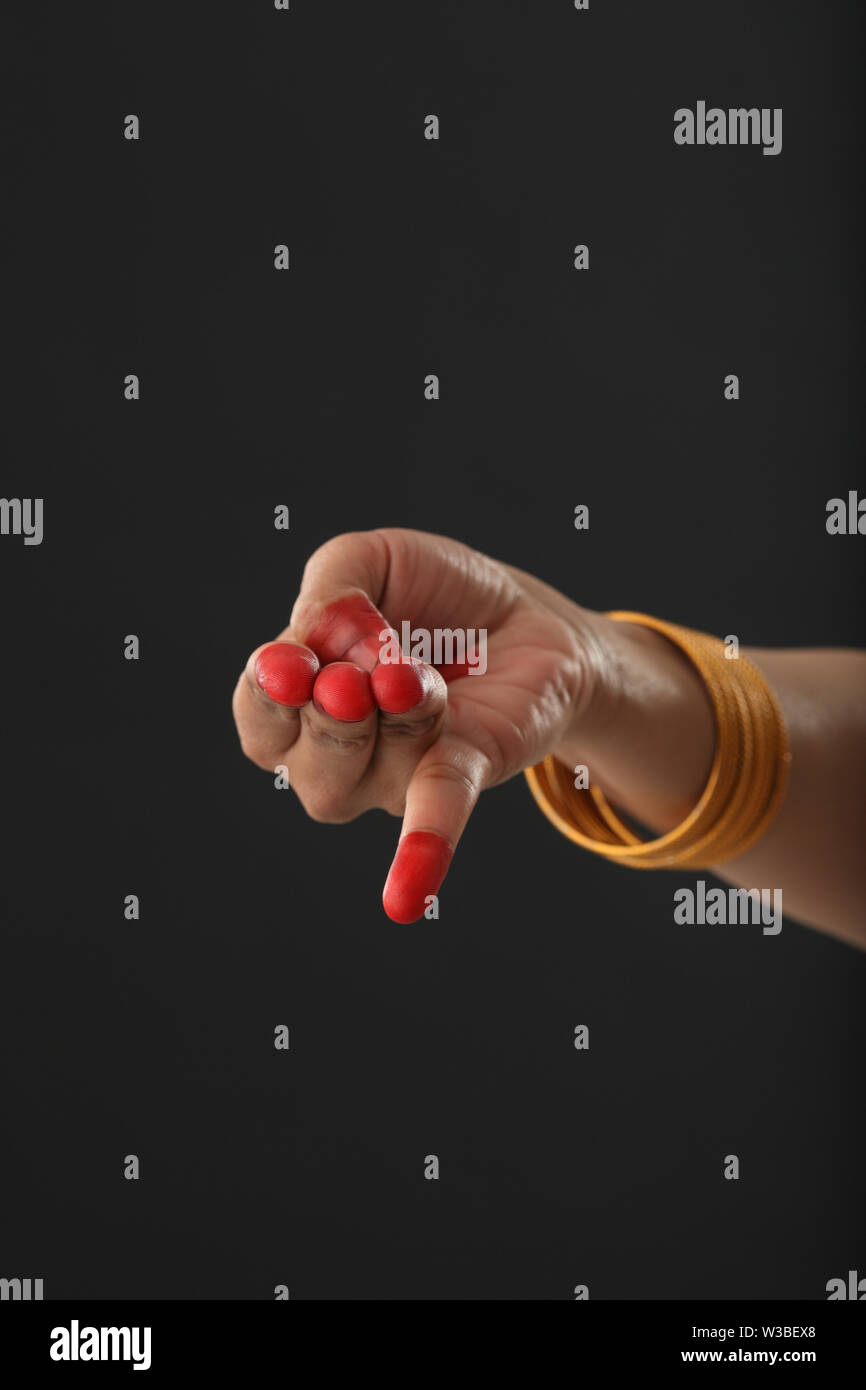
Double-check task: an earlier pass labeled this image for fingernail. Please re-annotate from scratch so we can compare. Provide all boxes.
[370,659,431,714]
[382,831,453,924]
[312,662,375,723]
[255,642,319,707]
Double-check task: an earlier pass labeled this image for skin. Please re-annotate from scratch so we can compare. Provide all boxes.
[232,528,866,950]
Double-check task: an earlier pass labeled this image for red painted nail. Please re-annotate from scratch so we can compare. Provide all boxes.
[312,662,375,722]
[305,594,391,672]
[254,642,319,707]
[370,659,430,714]
[382,830,453,924]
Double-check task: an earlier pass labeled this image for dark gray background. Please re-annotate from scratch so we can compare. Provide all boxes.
[1,0,864,1299]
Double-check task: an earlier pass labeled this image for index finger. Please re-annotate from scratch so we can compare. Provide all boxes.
[381,733,492,924]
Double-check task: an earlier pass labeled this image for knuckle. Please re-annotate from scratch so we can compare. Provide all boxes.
[238,735,278,771]
[420,761,479,800]
[302,531,368,583]
[299,790,357,825]
[306,723,374,755]
[378,712,439,740]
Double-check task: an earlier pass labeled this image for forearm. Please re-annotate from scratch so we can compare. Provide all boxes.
[716,648,866,949]
[550,608,866,950]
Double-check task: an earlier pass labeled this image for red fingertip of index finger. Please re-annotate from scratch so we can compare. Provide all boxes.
[382,831,453,924]
[255,642,319,707]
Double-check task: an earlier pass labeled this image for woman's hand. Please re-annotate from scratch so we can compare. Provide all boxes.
[233,526,866,946]
[232,528,599,922]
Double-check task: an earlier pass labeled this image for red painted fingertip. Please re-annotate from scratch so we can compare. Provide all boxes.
[254,642,319,707]
[382,830,453,924]
[312,662,375,722]
[305,594,390,672]
[370,659,431,714]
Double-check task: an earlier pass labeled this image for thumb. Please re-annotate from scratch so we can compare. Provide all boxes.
[382,734,489,924]
[290,531,395,672]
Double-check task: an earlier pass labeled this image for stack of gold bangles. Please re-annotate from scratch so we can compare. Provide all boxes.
[525,611,792,869]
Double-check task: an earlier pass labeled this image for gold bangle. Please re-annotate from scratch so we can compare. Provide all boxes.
[524,612,791,869]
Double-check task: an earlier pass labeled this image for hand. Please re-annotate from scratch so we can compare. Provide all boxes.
[232,528,597,922]
[232,526,866,945]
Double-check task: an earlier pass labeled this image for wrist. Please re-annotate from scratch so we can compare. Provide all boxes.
[551,609,717,833]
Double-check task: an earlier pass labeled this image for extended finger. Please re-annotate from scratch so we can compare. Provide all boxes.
[381,732,491,923]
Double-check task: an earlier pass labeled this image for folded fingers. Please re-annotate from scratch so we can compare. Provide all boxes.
[234,633,447,827]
